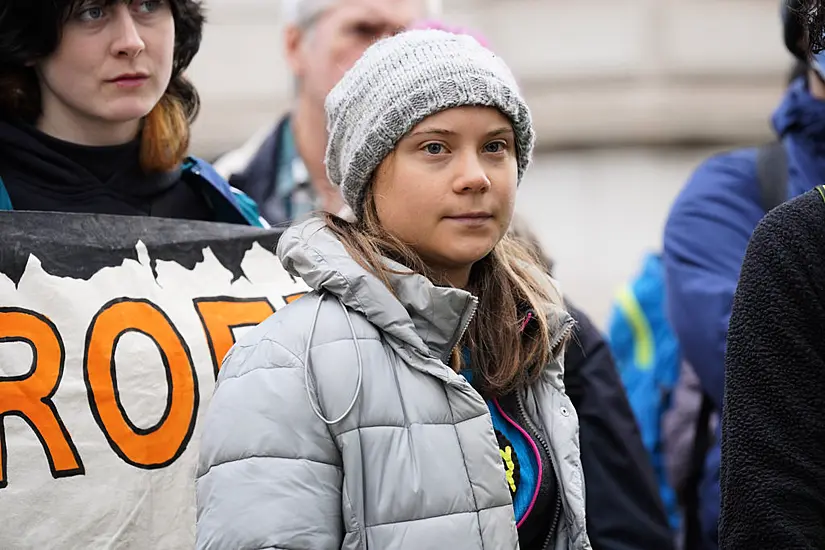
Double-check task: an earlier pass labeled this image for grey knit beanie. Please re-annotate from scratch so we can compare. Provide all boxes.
[324,29,534,220]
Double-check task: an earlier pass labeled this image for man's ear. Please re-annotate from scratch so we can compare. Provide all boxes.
[284,24,306,78]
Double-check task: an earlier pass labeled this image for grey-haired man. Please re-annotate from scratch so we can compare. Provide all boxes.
[215,0,439,226]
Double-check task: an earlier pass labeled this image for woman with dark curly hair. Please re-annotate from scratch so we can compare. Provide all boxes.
[0,0,263,224]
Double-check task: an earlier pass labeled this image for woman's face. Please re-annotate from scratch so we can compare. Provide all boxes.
[36,0,175,144]
[372,106,519,288]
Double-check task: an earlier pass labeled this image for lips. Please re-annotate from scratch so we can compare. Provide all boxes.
[107,73,149,86]
[444,212,494,228]
[109,72,148,81]
[445,212,493,220]
[107,75,149,90]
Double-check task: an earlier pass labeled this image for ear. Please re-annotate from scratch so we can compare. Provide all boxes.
[283,24,306,78]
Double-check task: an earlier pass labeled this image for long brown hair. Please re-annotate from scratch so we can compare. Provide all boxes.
[324,187,570,398]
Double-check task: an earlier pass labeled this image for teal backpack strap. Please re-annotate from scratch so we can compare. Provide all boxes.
[0,177,12,211]
[182,157,266,227]
[229,186,269,228]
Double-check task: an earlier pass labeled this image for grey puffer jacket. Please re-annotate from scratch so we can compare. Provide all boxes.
[196,218,591,550]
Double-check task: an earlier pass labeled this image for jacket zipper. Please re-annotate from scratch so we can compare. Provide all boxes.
[460,306,575,548]
[444,296,479,363]
[516,390,562,550]
[536,317,576,550]
[549,315,576,357]
[532,316,576,549]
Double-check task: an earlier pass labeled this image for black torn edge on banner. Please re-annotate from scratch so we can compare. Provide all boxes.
[0,212,283,286]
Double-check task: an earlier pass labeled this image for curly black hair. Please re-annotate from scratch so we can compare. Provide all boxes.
[0,0,205,122]
[797,0,825,55]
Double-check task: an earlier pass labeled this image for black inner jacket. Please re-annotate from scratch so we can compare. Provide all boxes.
[0,119,214,220]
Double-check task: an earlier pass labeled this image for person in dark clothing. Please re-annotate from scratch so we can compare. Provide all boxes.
[662,3,825,546]
[0,0,262,225]
[510,217,674,550]
[566,304,675,550]
[720,187,825,548]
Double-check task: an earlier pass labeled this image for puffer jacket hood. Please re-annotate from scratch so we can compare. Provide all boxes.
[277,217,476,363]
[277,217,573,378]
[197,217,590,550]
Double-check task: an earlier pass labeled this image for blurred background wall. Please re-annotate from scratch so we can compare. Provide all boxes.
[185,0,794,326]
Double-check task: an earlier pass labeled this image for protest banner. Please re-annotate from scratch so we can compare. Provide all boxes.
[0,212,309,549]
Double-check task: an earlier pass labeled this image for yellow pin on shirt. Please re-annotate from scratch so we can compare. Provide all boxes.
[500,445,517,493]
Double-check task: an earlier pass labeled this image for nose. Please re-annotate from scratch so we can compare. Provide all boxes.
[110,7,145,58]
[452,151,492,194]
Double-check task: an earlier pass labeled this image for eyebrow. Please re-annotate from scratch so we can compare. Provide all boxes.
[408,126,514,139]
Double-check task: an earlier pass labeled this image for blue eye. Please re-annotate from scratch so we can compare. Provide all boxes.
[484,141,506,153]
[424,143,445,155]
[77,5,105,21]
[137,0,164,13]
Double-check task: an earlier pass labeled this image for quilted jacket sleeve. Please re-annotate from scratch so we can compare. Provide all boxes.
[196,334,344,550]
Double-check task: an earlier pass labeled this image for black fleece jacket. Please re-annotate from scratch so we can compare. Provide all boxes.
[721,187,825,548]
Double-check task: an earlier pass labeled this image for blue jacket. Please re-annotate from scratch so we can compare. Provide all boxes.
[663,76,825,548]
[0,156,265,228]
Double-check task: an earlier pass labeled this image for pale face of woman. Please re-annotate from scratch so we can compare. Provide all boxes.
[372,106,520,288]
[35,0,175,145]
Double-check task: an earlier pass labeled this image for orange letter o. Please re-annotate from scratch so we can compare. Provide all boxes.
[84,299,198,468]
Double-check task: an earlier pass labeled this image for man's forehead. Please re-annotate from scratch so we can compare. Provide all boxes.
[281,0,439,27]
[281,0,334,26]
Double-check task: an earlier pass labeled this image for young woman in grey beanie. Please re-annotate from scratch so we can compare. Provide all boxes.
[196,29,591,550]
